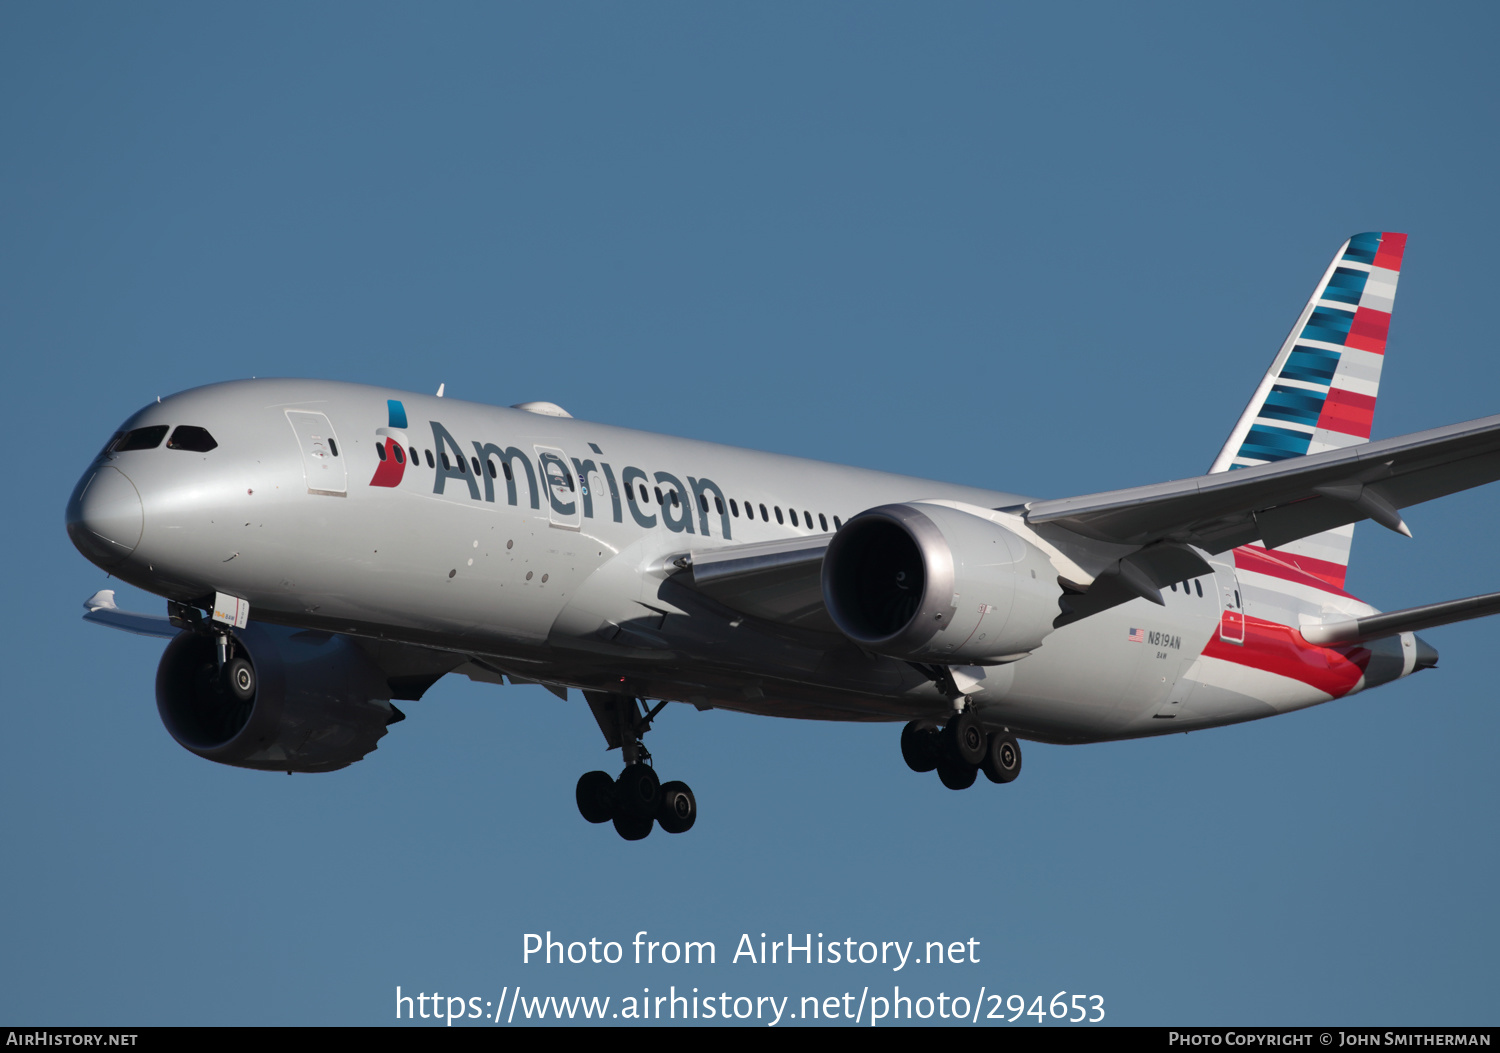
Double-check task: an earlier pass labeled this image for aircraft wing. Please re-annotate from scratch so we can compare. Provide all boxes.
[674,534,836,633]
[81,589,179,638]
[1024,413,1500,553]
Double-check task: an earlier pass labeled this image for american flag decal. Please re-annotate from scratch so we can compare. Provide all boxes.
[1128,627,1145,643]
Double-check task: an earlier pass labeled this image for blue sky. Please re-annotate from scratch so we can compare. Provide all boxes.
[3,3,1498,1026]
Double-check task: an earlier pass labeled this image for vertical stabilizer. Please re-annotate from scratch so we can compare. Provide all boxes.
[1211,232,1406,588]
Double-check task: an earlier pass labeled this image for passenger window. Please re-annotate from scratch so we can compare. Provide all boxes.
[1195,580,1203,598]
[1170,582,1177,592]
[700,494,709,513]
[329,438,339,457]
[774,506,784,524]
[441,452,451,470]
[759,503,768,521]
[486,459,496,479]
[167,426,218,452]
[394,444,405,465]
[803,509,811,527]
[730,499,739,517]
[654,486,664,505]
[671,491,679,507]
[833,516,843,529]
[376,443,388,462]
[639,485,648,503]
[819,513,828,532]
[426,450,435,468]
[503,462,513,481]
[715,496,724,515]
[114,425,169,451]
[470,457,481,476]
[789,509,799,527]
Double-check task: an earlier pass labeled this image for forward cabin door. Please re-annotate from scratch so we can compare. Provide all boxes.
[285,410,347,496]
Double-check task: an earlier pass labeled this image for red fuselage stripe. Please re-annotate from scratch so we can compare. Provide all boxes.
[1233,544,1353,594]
[1202,615,1369,698]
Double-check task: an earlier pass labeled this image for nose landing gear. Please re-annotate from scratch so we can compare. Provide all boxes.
[576,692,697,840]
[901,718,1022,790]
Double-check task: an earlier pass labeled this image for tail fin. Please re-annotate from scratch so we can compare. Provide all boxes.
[1210,232,1407,588]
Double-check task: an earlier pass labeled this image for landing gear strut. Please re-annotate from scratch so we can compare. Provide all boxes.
[902,717,1023,791]
[576,692,697,840]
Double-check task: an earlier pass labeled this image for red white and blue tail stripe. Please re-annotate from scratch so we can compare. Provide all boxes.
[1209,232,1406,589]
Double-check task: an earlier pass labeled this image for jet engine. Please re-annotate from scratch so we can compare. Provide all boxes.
[155,622,401,773]
[821,502,1060,665]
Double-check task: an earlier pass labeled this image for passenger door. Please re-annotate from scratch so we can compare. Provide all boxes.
[285,410,347,496]
[1216,566,1246,645]
[535,445,581,530]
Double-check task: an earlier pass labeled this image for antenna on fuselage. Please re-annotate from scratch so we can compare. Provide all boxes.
[436,383,445,397]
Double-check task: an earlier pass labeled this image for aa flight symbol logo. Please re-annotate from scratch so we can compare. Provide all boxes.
[370,399,411,487]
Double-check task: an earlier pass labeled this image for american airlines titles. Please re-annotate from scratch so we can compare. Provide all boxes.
[426,420,733,539]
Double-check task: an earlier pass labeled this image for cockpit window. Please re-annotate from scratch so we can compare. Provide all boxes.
[113,425,169,452]
[166,426,218,452]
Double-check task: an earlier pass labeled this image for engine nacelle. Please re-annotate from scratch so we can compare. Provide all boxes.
[822,502,1060,665]
[156,622,400,773]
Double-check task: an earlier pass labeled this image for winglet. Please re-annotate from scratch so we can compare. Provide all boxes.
[81,590,179,638]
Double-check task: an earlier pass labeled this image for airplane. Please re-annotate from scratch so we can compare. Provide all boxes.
[66,232,1500,841]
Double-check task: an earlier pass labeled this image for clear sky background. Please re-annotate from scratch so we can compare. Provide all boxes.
[3,3,1498,1027]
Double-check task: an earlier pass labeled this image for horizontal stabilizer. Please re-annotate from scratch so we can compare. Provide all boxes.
[1302,590,1500,646]
[1025,413,1500,554]
[81,590,179,639]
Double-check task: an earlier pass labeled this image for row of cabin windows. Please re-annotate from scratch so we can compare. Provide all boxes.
[628,484,841,532]
[107,425,219,454]
[1172,579,1205,598]
[375,443,522,484]
[380,443,843,533]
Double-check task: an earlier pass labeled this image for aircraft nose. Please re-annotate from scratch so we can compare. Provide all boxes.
[66,466,144,567]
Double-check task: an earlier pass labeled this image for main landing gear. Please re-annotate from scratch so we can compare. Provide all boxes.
[901,713,1022,790]
[576,693,697,841]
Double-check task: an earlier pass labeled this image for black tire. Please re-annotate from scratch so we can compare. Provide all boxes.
[900,721,940,773]
[575,770,616,824]
[944,710,986,766]
[936,756,978,790]
[615,763,661,820]
[982,733,1022,784]
[612,811,653,841]
[223,657,255,703]
[657,781,697,834]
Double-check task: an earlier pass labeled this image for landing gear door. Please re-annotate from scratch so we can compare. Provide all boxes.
[1217,565,1245,645]
[285,411,347,496]
[535,445,581,530]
